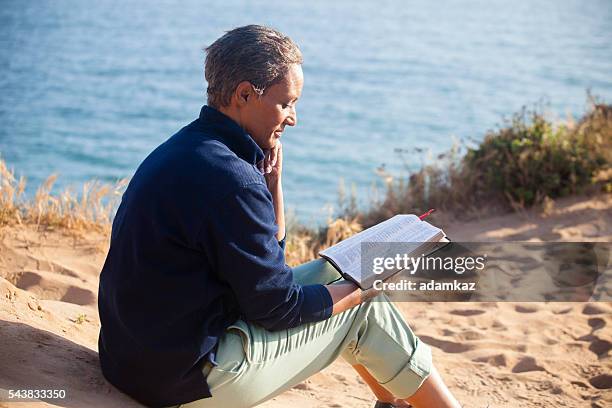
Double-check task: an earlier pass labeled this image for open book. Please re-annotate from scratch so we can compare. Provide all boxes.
[319,214,448,289]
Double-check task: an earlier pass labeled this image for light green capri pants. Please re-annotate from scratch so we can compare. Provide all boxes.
[178,259,432,408]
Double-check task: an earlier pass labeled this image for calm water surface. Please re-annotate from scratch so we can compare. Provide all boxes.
[1,0,611,223]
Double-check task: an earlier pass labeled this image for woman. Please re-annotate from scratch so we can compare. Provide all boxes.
[98,24,461,408]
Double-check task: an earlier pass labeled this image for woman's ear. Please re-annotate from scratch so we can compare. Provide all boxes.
[234,81,253,106]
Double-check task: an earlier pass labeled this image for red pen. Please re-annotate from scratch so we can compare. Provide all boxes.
[418,208,436,220]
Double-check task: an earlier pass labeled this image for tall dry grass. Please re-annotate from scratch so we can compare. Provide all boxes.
[285,216,362,267]
[0,159,127,233]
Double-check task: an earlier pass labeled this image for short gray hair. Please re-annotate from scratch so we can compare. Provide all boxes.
[204,25,303,108]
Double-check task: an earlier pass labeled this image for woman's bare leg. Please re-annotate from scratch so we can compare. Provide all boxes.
[404,365,461,408]
[353,364,461,408]
[353,364,399,404]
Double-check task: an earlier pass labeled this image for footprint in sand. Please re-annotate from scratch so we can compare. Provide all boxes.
[441,328,456,336]
[589,374,612,390]
[331,374,349,385]
[577,333,612,358]
[13,270,96,306]
[472,353,507,367]
[589,338,612,358]
[552,306,573,314]
[449,309,485,317]
[419,335,474,353]
[544,336,558,345]
[511,356,545,373]
[514,304,539,313]
[292,382,312,391]
[13,270,42,289]
[60,286,96,306]
[583,304,606,315]
[570,380,590,389]
[588,317,606,331]
[458,330,484,341]
[491,319,507,331]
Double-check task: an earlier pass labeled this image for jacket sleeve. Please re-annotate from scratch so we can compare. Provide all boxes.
[203,182,333,331]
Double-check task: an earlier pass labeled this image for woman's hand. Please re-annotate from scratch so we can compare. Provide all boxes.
[262,141,285,241]
[263,141,282,185]
[324,281,382,316]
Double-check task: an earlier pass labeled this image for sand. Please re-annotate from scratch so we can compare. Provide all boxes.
[0,193,610,408]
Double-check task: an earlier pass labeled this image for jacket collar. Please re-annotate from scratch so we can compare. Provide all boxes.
[198,105,265,166]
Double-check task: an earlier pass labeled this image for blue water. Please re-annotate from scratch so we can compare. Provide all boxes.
[1,0,611,224]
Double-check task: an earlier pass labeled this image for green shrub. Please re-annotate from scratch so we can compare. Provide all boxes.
[351,97,612,227]
[465,103,610,208]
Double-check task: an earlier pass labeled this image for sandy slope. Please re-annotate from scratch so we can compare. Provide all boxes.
[0,193,610,408]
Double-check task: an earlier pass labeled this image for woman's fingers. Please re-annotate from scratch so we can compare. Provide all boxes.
[263,150,270,173]
[270,143,280,167]
[260,149,271,174]
[261,142,282,177]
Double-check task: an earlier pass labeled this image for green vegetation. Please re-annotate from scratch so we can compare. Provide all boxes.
[74,313,88,324]
[466,101,611,208]
[353,97,611,228]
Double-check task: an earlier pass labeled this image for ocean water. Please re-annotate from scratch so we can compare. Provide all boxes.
[1,0,611,224]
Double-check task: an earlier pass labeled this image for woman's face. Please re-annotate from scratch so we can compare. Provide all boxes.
[241,64,303,150]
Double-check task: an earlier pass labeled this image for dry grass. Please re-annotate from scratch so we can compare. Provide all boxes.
[0,159,26,225]
[285,216,362,267]
[0,159,127,233]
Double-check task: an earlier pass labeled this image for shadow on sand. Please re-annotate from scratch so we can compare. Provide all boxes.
[0,320,143,408]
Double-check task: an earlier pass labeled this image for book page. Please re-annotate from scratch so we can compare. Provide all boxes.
[319,215,418,269]
[319,214,444,281]
[393,218,442,242]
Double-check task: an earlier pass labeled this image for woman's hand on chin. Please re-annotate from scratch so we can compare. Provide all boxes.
[264,141,282,186]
